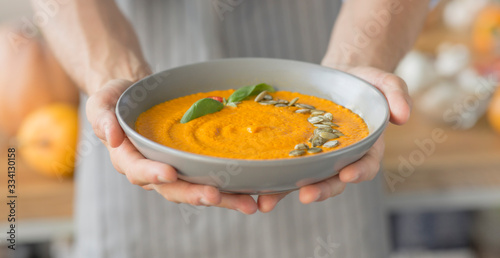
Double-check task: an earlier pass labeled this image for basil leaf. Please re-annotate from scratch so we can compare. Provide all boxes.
[227,83,275,103]
[180,98,224,123]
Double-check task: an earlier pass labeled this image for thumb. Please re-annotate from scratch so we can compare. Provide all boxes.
[348,66,412,125]
[86,79,133,147]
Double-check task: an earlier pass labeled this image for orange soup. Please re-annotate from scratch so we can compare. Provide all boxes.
[135,90,369,159]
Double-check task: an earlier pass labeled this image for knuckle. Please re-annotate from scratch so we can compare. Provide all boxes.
[187,196,202,206]
[85,95,98,113]
[109,156,125,175]
[383,74,401,85]
[385,74,408,92]
[88,114,108,141]
[126,174,140,185]
[371,153,381,170]
[365,164,380,181]
[337,183,346,194]
[366,172,377,182]
[90,123,104,139]
[328,183,341,198]
[166,193,181,204]
[146,173,158,184]
[158,191,179,204]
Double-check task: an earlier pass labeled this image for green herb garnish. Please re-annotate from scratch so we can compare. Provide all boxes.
[180,83,275,123]
[227,83,275,103]
[180,98,224,123]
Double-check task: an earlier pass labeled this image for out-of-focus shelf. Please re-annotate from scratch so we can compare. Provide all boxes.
[383,111,500,212]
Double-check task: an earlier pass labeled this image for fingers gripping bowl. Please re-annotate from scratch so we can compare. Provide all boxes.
[116,58,389,194]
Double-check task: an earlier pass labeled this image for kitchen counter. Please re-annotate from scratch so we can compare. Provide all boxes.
[383,111,500,211]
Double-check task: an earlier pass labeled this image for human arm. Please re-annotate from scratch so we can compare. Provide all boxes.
[33,0,259,214]
[257,0,430,212]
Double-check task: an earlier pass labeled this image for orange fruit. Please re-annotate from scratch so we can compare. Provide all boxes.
[17,103,79,178]
[472,5,500,55]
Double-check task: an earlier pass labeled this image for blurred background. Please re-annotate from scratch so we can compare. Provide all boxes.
[1,0,500,257]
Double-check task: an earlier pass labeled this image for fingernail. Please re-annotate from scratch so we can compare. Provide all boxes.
[157,175,172,184]
[236,208,251,215]
[347,174,359,183]
[143,184,153,190]
[200,197,211,206]
[105,124,111,142]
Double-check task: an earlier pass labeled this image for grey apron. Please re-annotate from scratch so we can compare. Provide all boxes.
[73,1,390,257]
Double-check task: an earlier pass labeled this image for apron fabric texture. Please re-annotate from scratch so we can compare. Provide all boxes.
[73,1,393,257]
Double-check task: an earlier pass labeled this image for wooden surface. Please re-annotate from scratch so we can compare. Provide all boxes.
[383,110,500,195]
[0,136,74,220]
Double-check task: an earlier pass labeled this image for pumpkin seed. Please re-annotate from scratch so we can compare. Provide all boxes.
[320,121,339,127]
[289,150,306,157]
[307,147,323,154]
[324,113,333,121]
[311,110,325,115]
[296,103,315,109]
[275,103,288,107]
[254,90,268,102]
[314,124,332,128]
[335,131,345,137]
[314,127,334,134]
[227,102,237,107]
[321,121,336,126]
[277,99,289,104]
[323,140,339,148]
[295,143,309,150]
[288,97,299,106]
[312,136,327,147]
[263,94,273,100]
[295,109,311,114]
[259,100,278,105]
[309,113,323,118]
[319,132,339,140]
[307,116,324,124]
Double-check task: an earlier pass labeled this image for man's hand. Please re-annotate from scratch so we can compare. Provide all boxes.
[86,67,409,215]
[256,66,411,212]
[37,0,260,215]
[86,79,259,215]
[251,0,430,213]
[39,0,424,215]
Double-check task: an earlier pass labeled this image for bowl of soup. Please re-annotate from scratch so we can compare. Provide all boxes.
[116,58,389,194]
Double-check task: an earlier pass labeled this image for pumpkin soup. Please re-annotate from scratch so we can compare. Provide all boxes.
[135,90,368,159]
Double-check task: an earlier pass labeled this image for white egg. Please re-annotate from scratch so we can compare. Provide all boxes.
[435,43,470,77]
[395,51,437,95]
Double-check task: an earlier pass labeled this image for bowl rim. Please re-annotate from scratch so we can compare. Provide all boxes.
[116,57,390,166]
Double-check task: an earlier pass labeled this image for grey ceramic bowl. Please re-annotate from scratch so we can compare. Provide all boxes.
[116,58,389,194]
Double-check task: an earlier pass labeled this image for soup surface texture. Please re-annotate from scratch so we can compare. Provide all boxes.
[135,90,369,159]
